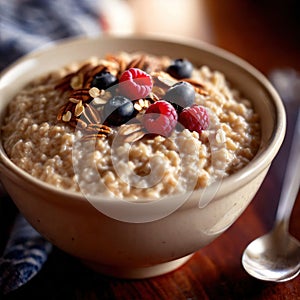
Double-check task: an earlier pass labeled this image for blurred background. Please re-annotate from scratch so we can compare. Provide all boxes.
[1,0,300,74]
[104,0,300,74]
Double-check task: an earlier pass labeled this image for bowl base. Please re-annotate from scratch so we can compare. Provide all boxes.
[81,254,193,279]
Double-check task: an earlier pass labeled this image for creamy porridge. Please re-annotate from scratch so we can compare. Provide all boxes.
[2,52,260,199]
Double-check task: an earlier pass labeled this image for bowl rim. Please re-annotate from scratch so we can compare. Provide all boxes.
[0,34,286,206]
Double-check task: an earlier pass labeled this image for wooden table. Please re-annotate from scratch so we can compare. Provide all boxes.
[1,0,300,298]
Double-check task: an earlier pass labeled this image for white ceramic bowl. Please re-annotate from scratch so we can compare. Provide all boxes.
[0,36,286,278]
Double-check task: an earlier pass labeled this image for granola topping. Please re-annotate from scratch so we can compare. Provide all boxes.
[54,53,214,143]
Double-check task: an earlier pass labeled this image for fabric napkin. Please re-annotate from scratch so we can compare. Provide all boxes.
[0,0,102,295]
[0,0,102,70]
[0,215,53,295]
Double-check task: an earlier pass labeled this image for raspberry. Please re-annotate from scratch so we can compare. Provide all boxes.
[119,68,153,100]
[142,101,177,136]
[179,105,209,134]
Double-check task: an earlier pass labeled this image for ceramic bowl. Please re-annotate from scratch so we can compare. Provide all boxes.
[0,36,286,278]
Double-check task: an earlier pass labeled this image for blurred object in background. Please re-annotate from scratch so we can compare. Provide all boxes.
[1,0,299,74]
[127,0,213,41]
[196,0,300,73]
[124,0,300,73]
[100,0,134,34]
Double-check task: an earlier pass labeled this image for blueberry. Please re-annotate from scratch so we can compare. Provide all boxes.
[164,81,195,110]
[103,96,134,126]
[166,58,193,79]
[91,71,118,90]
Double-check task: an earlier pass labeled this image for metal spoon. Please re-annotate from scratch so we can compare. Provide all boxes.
[242,109,300,282]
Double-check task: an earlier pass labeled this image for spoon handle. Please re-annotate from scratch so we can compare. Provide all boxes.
[275,108,300,228]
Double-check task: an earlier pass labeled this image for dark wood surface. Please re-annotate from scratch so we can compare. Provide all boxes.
[1,1,300,299]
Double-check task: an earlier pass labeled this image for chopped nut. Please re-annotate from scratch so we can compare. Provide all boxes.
[134,99,151,112]
[126,55,147,70]
[134,103,142,111]
[81,133,107,141]
[92,89,112,105]
[89,87,101,98]
[155,73,177,88]
[118,123,143,136]
[182,78,205,88]
[149,92,160,102]
[75,101,85,117]
[62,111,72,122]
[69,97,80,104]
[69,118,88,129]
[182,78,209,96]
[57,103,67,121]
[123,130,146,143]
[54,73,73,90]
[57,102,74,121]
[92,97,108,105]
[85,123,112,135]
[83,104,101,124]
[70,73,84,89]
[55,63,93,91]
[117,123,146,143]
[80,123,112,141]
[70,88,91,102]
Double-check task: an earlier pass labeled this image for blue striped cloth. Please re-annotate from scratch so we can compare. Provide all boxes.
[0,0,102,294]
[0,215,53,295]
[0,0,102,71]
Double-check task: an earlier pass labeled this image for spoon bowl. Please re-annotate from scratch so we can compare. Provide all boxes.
[242,109,300,282]
[242,223,300,282]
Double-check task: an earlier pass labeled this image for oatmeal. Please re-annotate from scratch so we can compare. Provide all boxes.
[1,52,260,199]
